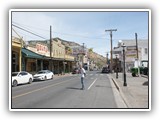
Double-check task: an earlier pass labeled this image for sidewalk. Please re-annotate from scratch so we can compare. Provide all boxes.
[107,72,149,108]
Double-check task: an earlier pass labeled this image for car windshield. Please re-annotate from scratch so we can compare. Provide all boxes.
[12,72,18,76]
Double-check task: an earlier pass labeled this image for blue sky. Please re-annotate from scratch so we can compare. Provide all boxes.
[12,10,149,57]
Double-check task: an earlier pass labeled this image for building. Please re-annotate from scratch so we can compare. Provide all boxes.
[12,36,22,72]
[21,48,47,73]
[26,38,74,74]
[52,38,74,74]
[113,39,148,71]
[70,45,88,68]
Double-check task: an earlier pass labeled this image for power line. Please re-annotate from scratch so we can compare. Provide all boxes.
[12,22,148,41]
[12,29,40,40]
[13,21,49,32]
[12,24,48,40]
[12,28,22,39]
[12,22,109,40]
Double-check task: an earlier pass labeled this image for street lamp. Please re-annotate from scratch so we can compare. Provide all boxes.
[122,43,127,86]
[116,55,118,79]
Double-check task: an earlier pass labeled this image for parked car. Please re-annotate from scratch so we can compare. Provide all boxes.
[72,68,80,74]
[101,67,110,73]
[12,71,33,87]
[33,70,54,80]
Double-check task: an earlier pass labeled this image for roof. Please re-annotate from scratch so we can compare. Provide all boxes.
[119,39,148,48]
[22,48,45,59]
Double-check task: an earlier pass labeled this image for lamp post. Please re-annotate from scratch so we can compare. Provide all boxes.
[122,44,127,86]
[116,55,118,79]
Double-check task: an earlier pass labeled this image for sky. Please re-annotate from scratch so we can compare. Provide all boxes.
[12,10,149,57]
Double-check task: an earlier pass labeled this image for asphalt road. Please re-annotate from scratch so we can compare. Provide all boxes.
[11,71,118,109]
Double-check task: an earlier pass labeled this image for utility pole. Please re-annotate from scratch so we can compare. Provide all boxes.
[50,26,53,72]
[105,29,117,73]
[135,33,140,76]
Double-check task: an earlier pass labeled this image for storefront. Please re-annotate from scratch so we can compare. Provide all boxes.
[12,37,22,72]
[21,48,47,73]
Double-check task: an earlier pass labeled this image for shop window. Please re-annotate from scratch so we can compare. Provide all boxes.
[12,51,19,72]
[31,62,36,71]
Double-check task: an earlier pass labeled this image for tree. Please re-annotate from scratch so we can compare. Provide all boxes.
[65,46,72,55]
[88,48,93,53]
[88,48,93,58]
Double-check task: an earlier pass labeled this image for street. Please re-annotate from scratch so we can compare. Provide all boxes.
[11,71,119,109]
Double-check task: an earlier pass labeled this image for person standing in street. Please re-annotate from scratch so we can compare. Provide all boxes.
[80,65,86,90]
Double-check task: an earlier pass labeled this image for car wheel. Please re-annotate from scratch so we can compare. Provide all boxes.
[45,76,47,80]
[28,78,32,84]
[13,80,18,87]
[52,75,53,79]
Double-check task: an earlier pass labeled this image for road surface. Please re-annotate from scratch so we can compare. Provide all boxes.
[11,71,119,109]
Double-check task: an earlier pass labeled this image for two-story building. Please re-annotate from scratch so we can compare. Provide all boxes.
[112,39,148,71]
[25,38,74,74]
[70,45,88,69]
[12,36,22,72]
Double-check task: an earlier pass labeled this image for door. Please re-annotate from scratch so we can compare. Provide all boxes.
[19,72,29,84]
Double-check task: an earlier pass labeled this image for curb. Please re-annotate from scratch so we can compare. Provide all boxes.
[108,74,131,108]
[111,78,120,91]
[141,75,148,78]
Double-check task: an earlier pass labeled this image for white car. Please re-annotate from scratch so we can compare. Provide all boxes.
[33,70,54,81]
[12,71,33,87]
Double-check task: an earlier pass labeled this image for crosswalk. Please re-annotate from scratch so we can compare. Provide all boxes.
[73,73,108,77]
[86,73,107,76]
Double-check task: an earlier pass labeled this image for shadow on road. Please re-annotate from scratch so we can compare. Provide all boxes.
[33,79,54,82]
[66,87,81,90]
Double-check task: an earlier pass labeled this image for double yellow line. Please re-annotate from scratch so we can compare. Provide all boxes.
[12,78,75,99]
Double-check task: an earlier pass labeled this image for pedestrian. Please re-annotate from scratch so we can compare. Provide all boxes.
[80,65,86,90]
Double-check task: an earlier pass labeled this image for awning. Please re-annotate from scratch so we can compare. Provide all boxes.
[22,48,45,59]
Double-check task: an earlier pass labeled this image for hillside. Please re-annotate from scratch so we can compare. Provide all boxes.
[57,37,106,68]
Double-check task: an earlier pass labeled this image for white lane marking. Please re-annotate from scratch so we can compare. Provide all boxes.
[90,74,93,75]
[88,78,97,90]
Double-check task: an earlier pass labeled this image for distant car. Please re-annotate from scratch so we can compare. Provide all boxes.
[72,68,80,74]
[102,67,110,73]
[33,70,54,80]
[12,71,33,87]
